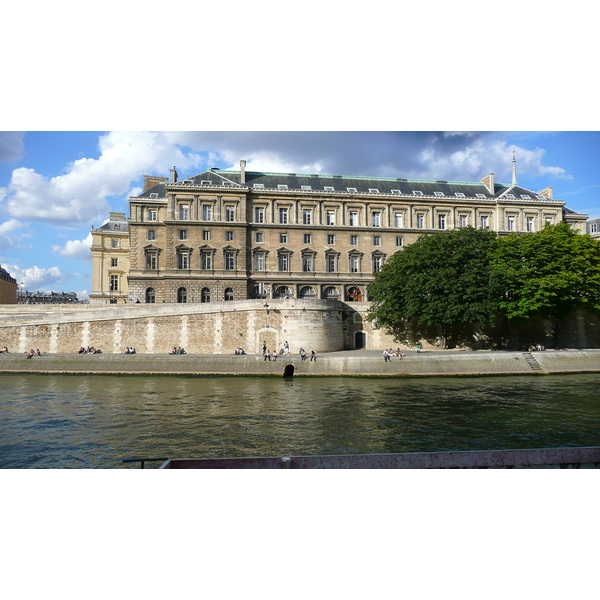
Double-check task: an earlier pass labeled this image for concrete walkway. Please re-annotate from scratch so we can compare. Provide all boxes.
[1,348,599,376]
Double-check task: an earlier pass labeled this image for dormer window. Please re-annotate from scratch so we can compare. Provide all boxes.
[476,194,486,199]
[278,184,288,190]
[413,191,423,196]
[301,185,311,191]
[324,186,334,192]
[254,183,265,189]
[347,187,357,193]
[391,189,402,195]
[368,188,379,194]
[505,194,515,199]
[149,193,158,199]
[434,192,444,197]
[521,195,531,199]
[201,180,211,185]
[455,193,465,198]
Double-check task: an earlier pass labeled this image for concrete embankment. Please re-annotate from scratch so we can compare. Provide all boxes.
[1,349,599,377]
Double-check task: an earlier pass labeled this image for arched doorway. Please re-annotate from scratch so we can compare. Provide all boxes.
[201,287,210,303]
[177,287,187,303]
[355,331,366,349]
[145,288,155,303]
[224,287,234,301]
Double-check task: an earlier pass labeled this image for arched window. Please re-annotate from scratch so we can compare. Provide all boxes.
[201,287,211,303]
[224,287,234,301]
[274,286,292,299]
[323,286,339,300]
[145,288,155,303]
[346,286,363,301]
[298,286,316,299]
[177,287,187,303]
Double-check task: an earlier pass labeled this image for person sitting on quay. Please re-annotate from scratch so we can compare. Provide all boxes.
[26,348,35,359]
[395,348,405,359]
[234,347,245,355]
[264,348,271,361]
[271,350,278,361]
[0,346,8,353]
[299,348,307,361]
[35,349,41,356]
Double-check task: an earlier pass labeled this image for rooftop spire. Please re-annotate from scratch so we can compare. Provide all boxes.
[512,150,518,186]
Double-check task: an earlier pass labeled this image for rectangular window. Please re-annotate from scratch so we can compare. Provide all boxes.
[396,237,403,247]
[373,235,381,246]
[110,275,119,291]
[591,223,598,234]
[373,256,383,273]
[278,254,289,272]
[324,186,334,192]
[279,233,288,244]
[255,232,264,243]
[201,252,212,270]
[526,217,534,232]
[507,216,515,232]
[225,231,234,241]
[481,216,489,229]
[350,256,359,273]
[255,207,265,223]
[303,233,312,244]
[279,208,289,224]
[327,234,335,245]
[146,253,157,270]
[202,230,210,241]
[350,235,358,245]
[111,258,118,267]
[179,229,187,241]
[395,213,403,228]
[147,230,156,241]
[254,253,265,271]
[326,210,335,226]
[372,212,381,227]
[224,252,235,270]
[202,205,213,221]
[148,209,157,221]
[459,215,467,228]
[326,255,337,272]
[179,205,189,220]
[438,214,446,230]
[347,187,357,193]
[301,185,311,191]
[349,211,359,226]
[225,205,235,222]
[302,255,313,272]
[111,239,120,248]
[278,184,288,190]
[302,209,312,225]
[178,252,189,269]
[417,214,424,228]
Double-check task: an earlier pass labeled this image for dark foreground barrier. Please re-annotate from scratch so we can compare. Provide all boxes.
[158,446,600,469]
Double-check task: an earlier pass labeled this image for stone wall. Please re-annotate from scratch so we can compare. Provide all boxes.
[1,300,598,356]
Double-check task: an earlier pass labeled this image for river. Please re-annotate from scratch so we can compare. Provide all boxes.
[1,373,599,468]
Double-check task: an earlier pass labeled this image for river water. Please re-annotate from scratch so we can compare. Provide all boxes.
[1,373,599,468]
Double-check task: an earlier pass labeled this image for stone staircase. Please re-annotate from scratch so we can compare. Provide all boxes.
[523,352,543,372]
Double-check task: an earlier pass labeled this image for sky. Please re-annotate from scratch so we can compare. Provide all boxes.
[0,131,599,298]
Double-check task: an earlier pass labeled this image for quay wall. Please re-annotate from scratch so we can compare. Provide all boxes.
[0,350,599,376]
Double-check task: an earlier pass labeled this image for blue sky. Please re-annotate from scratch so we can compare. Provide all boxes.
[0,131,598,297]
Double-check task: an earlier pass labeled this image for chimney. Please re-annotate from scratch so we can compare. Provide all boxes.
[538,186,554,199]
[481,172,495,194]
[143,175,168,192]
[240,160,246,184]
[170,166,178,183]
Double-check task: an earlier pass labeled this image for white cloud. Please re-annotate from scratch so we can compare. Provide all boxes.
[0,219,27,251]
[3,132,205,228]
[52,232,93,261]
[3,264,65,290]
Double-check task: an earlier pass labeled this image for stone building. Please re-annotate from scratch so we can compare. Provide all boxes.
[89,212,130,304]
[0,264,17,304]
[587,216,600,239]
[124,158,587,304]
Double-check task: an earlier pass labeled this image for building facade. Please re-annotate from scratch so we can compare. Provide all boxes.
[0,264,17,304]
[587,216,600,239]
[124,160,587,304]
[89,212,130,304]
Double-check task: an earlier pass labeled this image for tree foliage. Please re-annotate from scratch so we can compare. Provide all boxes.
[491,222,600,322]
[367,227,499,347]
[366,222,600,349]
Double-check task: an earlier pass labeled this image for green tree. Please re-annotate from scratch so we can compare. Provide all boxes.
[367,227,500,348]
[491,223,600,339]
